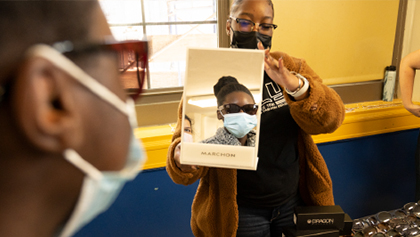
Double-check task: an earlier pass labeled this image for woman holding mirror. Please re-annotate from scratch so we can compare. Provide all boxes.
[166,0,345,236]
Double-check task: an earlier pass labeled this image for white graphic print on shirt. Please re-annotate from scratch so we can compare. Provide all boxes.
[261,81,287,113]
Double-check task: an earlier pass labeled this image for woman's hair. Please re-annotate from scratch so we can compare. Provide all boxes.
[230,0,274,17]
[185,114,192,126]
[185,114,193,131]
[213,76,254,107]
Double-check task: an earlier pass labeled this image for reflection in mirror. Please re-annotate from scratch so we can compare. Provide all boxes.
[190,76,258,145]
[180,48,264,170]
[183,115,193,142]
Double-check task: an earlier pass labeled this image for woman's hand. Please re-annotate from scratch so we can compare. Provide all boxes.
[174,143,199,172]
[258,42,300,90]
[258,42,308,100]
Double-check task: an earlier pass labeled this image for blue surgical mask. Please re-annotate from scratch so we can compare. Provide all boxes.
[59,100,145,237]
[25,44,146,237]
[222,113,258,138]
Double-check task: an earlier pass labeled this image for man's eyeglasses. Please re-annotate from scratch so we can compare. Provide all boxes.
[218,103,258,116]
[230,17,278,34]
[53,39,148,101]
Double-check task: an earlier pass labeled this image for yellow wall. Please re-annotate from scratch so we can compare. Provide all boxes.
[271,0,399,85]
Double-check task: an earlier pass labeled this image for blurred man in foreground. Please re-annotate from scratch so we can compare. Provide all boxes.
[0,1,147,236]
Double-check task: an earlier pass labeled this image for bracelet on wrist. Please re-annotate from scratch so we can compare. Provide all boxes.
[285,72,309,97]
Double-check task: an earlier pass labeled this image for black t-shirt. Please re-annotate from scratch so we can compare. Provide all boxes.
[237,72,300,208]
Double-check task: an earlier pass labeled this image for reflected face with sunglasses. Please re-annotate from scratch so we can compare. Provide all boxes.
[217,91,258,141]
[217,91,257,118]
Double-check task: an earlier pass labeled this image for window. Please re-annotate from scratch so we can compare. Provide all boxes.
[99,0,218,90]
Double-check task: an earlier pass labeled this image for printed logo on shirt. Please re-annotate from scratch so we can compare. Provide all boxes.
[261,81,287,113]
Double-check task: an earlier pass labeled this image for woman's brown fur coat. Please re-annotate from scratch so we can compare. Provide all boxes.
[166,51,345,237]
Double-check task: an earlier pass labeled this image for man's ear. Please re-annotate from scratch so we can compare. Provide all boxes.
[226,19,231,36]
[217,110,224,120]
[11,57,83,153]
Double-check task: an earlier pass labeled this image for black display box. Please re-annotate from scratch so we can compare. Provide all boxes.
[339,213,353,236]
[294,205,345,230]
[283,226,339,237]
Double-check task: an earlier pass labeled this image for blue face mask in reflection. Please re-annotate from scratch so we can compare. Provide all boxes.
[222,113,258,138]
[24,44,147,237]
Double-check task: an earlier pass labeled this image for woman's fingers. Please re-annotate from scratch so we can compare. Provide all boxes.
[258,42,272,63]
[174,143,182,166]
[174,143,199,172]
[257,42,293,87]
[257,41,265,51]
[278,56,284,71]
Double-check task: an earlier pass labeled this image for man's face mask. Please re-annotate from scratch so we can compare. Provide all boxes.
[24,41,148,237]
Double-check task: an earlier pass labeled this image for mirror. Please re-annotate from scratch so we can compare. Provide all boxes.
[180,48,265,170]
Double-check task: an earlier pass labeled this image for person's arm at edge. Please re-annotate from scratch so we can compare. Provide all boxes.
[166,96,208,185]
[400,50,420,117]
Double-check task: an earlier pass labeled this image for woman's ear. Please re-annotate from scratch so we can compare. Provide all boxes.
[11,57,83,153]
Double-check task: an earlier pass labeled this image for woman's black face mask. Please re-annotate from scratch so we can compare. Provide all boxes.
[230,30,272,49]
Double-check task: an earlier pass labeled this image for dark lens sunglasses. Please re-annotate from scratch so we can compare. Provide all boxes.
[53,39,149,101]
[218,103,258,115]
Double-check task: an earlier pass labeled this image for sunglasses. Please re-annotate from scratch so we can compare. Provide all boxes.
[218,103,258,115]
[53,39,149,101]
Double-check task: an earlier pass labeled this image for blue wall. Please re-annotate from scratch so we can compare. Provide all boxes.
[319,129,418,218]
[75,168,199,237]
[75,129,418,237]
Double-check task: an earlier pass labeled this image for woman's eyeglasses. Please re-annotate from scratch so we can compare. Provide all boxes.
[230,17,278,34]
[218,103,258,115]
[53,39,148,101]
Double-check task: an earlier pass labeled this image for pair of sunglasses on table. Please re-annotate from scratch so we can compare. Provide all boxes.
[218,103,258,116]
